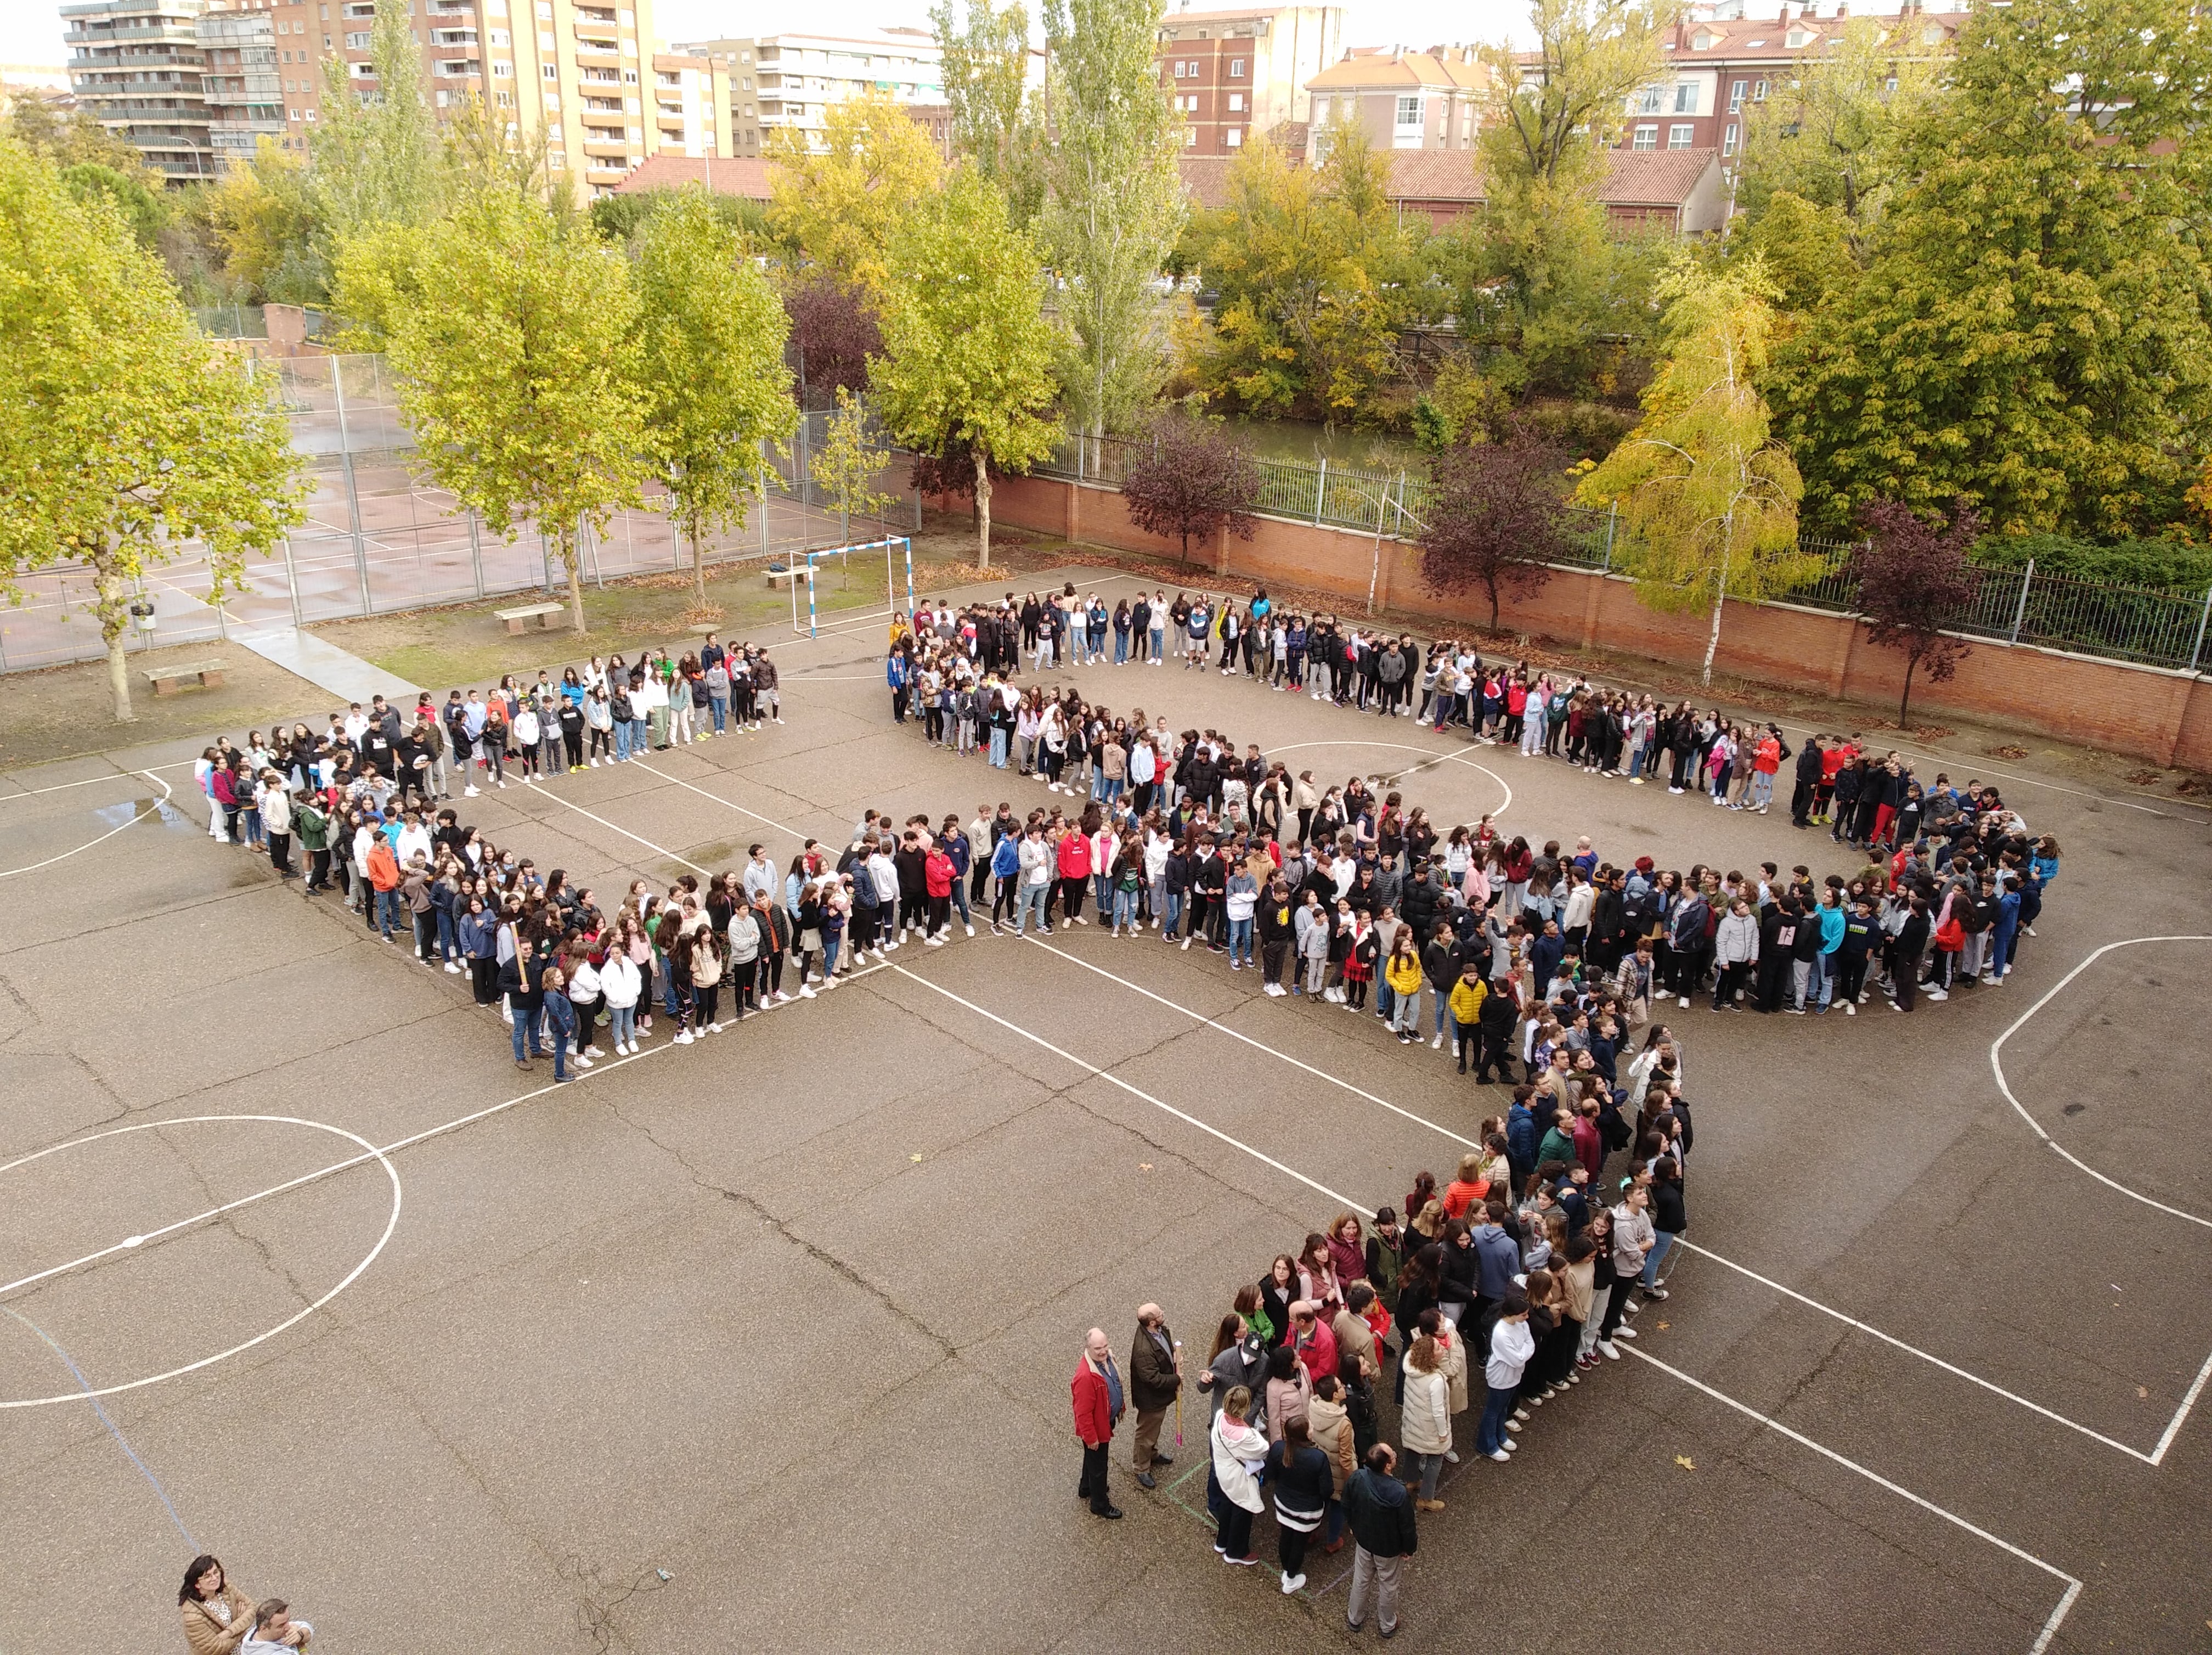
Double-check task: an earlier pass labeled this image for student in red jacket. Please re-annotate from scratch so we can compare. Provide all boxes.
[1072,1329,1125,1519]
[923,842,956,945]
[365,839,402,943]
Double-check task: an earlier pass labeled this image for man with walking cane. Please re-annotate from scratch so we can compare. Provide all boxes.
[1130,1304,1182,1490]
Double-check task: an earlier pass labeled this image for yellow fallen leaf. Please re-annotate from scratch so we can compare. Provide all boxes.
[2138,1386,2150,1399]
[1656,1321,1671,1330]
[1674,1455,1695,1470]
[1139,1162,1154,1171]
[909,1153,924,1162]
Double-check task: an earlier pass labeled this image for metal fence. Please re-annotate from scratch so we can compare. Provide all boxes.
[0,355,918,674]
[1038,430,2212,673]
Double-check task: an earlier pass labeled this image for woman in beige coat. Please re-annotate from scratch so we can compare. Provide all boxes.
[179,1556,256,1655]
[1398,1334,1453,1512]
[1307,1373,1358,1553]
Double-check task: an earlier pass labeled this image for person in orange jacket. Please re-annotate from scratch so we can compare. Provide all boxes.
[365,836,402,943]
[1072,1328,1125,1519]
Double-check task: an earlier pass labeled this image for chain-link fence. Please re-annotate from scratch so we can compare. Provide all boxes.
[1034,431,2212,673]
[0,355,922,674]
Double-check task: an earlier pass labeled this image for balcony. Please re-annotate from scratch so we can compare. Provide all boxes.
[433,59,481,77]
[430,29,477,47]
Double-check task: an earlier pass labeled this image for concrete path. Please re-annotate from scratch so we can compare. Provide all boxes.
[235,624,421,707]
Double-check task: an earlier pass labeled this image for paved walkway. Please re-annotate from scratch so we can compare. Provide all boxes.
[234,626,421,707]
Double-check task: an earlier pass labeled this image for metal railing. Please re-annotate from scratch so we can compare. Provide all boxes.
[1032,429,2212,673]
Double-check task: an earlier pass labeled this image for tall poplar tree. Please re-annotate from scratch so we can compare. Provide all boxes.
[1041,0,1185,440]
[312,0,443,242]
[931,0,1042,225]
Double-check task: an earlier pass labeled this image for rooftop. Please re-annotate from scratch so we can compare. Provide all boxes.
[1308,46,1488,93]
[610,153,772,199]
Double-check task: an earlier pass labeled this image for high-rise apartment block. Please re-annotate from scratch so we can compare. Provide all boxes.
[1154,3,1342,156]
[60,0,733,193]
[675,29,943,156]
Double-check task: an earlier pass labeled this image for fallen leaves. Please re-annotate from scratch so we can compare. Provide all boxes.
[1674,1455,1695,1470]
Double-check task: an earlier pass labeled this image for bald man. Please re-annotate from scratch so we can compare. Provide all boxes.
[1128,1304,1183,1489]
[1071,1327,1125,1519]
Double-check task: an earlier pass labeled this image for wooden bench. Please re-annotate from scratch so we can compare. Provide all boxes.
[143,661,227,695]
[494,601,566,634]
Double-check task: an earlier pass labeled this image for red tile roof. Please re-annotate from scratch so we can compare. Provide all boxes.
[1596,147,1720,208]
[610,154,774,200]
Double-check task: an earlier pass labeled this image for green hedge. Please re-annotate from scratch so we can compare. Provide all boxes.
[1973,533,2212,594]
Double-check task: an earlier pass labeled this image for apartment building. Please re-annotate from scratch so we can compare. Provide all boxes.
[1606,3,1967,164]
[1305,44,1486,156]
[674,29,943,156]
[196,6,286,166]
[1155,3,1341,157]
[61,0,216,180]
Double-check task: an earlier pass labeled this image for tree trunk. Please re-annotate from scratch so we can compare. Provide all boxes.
[561,528,588,634]
[97,570,136,723]
[689,513,707,611]
[1898,655,1917,729]
[1700,585,1725,687]
[1486,576,1500,633]
[973,447,992,573]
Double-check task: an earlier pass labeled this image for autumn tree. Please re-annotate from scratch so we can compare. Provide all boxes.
[1769,0,2212,539]
[1121,414,1261,565]
[1852,499,1984,725]
[1418,425,1567,631]
[873,170,1059,570]
[201,137,326,303]
[335,153,646,634]
[1578,257,1814,684]
[766,88,943,295]
[0,139,307,720]
[783,273,882,406]
[932,0,1043,225]
[631,188,797,609]
[812,386,895,547]
[311,0,444,242]
[1042,0,1186,438]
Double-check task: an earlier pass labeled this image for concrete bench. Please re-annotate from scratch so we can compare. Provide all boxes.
[765,565,798,589]
[143,661,226,695]
[494,601,566,634]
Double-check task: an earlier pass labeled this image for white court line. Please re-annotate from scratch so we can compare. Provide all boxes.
[884,962,1370,1213]
[1988,936,2212,1234]
[0,772,173,879]
[2154,1344,2212,1466]
[1022,931,2163,1463]
[0,1115,402,1409]
[1625,1347,2084,1655]
[1269,738,1514,821]
[623,758,811,845]
[0,767,173,800]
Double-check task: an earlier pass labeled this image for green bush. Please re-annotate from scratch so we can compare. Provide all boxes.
[1973,532,2212,594]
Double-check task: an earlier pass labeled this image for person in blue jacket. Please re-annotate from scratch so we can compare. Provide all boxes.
[885,646,911,723]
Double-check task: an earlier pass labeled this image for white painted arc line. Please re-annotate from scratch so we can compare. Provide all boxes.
[1024,927,2160,1462]
[528,784,715,876]
[883,961,1371,1215]
[0,1116,402,1410]
[2152,1341,2212,1467]
[1019,936,1484,1153]
[622,758,809,845]
[0,960,894,1310]
[1671,1240,2155,1463]
[1267,738,1514,822]
[1988,936,2212,1232]
[1622,1346,2085,1655]
[0,772,173,878]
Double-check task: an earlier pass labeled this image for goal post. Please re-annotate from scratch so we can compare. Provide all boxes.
[785,535,915,640]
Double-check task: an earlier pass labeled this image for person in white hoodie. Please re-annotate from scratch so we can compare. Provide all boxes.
[600,948,642,1054]
[1711,898,1759,1011]
[1477,1292,1534,1461]
[1209,1385,1267,1566]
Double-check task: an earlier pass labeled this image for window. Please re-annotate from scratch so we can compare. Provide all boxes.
[1752,78,1768,101]
[1785,24,1810,47]
[1631,123,1656,150]
[1225,127,1240,147]
[542,61,556,77]
[1668,123,1694,149]
[1673,81,1694,112]
[490,59,510,75]
[487,27,506,44]
[538,31,552,49]
[1229,58,1244,76]
[1728,78,1745,111]
[1227,91,1242,111]
[1722,121,1737,155]
[1395,94,1421,126]
[1635,85,1663,114]
[1172,60,1185,77]
[1183,126,1196,146]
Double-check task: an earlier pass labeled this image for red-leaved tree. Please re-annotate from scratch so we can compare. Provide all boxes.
[1121,414,1262,566]
[783,274,880,407]
[1852,498,1984,726]
[1417,425,1566,631]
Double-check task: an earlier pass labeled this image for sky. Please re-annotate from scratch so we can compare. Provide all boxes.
[5,0,1535,72]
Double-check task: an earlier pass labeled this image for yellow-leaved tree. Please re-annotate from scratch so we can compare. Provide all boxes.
[766,88,944,297]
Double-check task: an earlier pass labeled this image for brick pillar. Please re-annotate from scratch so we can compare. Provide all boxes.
[1826,612,1855,700]
[1066,479,1080,545]
[1577,571,1605,652]
[1215,518,1231,577]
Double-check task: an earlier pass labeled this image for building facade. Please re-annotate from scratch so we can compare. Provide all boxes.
[61,0,215,181]
[196,6,285,168]
[1304,44,1486,156]
[1155,3,1342,157]
[674,29,943,157]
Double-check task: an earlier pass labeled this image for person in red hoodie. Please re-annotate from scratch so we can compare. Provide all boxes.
[1054,822,1094,927]
[1072,1328,1125,1519]
[922,840,956,945]
[1289,1301,1339,1390]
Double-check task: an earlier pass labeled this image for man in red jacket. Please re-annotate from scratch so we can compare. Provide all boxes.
[1071,1327,1125,1519]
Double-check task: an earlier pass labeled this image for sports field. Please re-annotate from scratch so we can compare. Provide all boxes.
[3,566,2210,1653]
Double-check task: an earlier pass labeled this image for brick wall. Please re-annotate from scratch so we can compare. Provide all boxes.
[948,475,2212,771]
